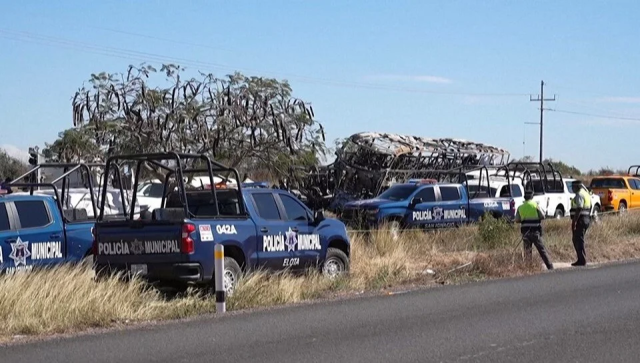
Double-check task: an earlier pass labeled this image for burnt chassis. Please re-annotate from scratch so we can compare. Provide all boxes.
[288,132,511,212]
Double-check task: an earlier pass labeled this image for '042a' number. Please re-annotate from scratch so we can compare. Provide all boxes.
[283,258,300,267]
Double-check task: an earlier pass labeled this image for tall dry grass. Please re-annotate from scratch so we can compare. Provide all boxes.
[3,211,640,339]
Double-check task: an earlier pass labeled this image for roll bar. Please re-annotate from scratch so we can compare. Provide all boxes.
[99,152,245,221]
[8,162,119,220]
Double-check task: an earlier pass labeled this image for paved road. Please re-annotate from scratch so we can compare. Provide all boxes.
[4,261,640,363]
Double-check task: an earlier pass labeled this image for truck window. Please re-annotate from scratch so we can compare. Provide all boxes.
[280,194,309,221]
[144,183,165,198]
[511,185,523,197]
[590,178,626,189]
[630,179,640,190]
[378,185,418,201]
[14,200,51,228]
[439,186,461,201]
[0,202,10,231]
[414,187,436,202]
[252,193,282,220]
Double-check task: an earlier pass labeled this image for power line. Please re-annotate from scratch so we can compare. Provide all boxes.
[0,28,531,97]
[547,109,640,122]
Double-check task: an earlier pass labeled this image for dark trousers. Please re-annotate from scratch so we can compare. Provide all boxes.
[522,230,553,270]
[572,215,590,265]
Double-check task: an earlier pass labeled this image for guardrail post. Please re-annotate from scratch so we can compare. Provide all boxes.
[214,244,226,314]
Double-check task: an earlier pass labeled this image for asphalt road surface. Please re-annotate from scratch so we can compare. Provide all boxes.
[4,261,640,363]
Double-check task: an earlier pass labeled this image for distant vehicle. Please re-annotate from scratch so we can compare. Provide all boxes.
[339,174,516,238]
[464,176,525,211]
[93,152,350,294]
[588,166,640,213]
[472,162,572,219]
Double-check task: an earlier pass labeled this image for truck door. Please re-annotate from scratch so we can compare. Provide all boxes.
[407,186,438,229]
[628,179,640,209]
[434,185,468,227]
[13,199,66,271]
[0,201,19,273]
[251,192,307,271]
[275,193,321,270]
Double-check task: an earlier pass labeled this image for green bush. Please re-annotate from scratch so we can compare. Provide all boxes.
[476,213,517,250]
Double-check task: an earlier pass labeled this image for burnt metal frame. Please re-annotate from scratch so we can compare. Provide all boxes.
[7,163,120,222]
[99,152,245,221]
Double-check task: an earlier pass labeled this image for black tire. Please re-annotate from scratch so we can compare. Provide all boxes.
[322,247,350,278]
[554,208,563,219]
[213,257,242,296]
[619,201,627,214]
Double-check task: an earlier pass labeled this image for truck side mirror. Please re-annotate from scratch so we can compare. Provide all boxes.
[313,210,325,225]
[410,197,423,208]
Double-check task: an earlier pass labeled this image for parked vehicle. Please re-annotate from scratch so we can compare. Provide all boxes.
[588,166,640,213]
[339,168,516,236]
[0,163,115,274]
[92,152,351,293]
[487,162,571,219]
[464,176,525,211]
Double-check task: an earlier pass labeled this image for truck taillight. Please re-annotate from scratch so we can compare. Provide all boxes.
[181,223,196,254]
[510,199,515,211]
[608,190,614,202]
[91,227,97,255]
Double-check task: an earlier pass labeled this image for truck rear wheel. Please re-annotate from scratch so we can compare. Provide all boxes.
[322,247,349,279]
[212,257,242,296]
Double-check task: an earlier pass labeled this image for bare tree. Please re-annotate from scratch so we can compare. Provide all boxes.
[70,63,327,181]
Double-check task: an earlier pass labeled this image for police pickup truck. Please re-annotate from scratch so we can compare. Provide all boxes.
[92,152,351,293]
[340,178,515,234]
[0,192,94,274]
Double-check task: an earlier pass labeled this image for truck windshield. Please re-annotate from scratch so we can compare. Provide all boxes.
[378,185,418,201]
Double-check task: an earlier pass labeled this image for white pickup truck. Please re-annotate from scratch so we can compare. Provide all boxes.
[466,170,599,220]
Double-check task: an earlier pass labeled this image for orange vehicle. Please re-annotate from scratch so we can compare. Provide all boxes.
[589,166,640,212]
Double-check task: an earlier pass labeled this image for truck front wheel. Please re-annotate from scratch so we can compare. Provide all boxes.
[322,247,349,279]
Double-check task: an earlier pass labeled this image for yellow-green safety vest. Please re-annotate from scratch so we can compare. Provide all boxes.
[570,188,591,216]
[517,200,541,228]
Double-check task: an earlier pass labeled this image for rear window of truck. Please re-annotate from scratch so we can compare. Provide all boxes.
[590,178,626,189]
[439,186,461,201]
[165,189,243,217]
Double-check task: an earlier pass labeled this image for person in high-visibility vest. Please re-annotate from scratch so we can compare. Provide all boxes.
[570,180,591,266]
[515,190,554,270]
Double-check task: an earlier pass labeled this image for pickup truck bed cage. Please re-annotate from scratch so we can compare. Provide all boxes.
[483,162,563,195]
[100,152,245,221]
[8,162,124,222]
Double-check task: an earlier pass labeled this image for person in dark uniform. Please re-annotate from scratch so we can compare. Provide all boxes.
[515,190,554,270]
[570,180,591,266]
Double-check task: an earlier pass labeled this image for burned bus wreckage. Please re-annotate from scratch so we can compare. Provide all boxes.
[286,132,511,211]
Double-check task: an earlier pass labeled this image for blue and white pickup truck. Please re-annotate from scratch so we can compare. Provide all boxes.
[93,152,351,293]
[0,193,94,274]
[339,179,516,234]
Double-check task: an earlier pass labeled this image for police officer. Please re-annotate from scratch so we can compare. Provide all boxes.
[570,179,591,266]
[515,190,554,270]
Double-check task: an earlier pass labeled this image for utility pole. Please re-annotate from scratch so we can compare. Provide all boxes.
[529,80,556,162]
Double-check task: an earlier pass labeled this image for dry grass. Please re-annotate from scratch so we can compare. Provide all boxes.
[3,211,640,340]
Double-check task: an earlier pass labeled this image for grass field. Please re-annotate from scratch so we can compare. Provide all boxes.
[2,211,640,340]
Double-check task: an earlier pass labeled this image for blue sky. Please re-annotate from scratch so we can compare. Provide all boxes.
[1,0,639,172]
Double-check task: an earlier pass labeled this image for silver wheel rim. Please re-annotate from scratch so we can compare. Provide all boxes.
[323,257,343,278]
[390,222,400,240]
[224,269,236,295]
